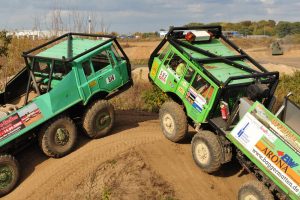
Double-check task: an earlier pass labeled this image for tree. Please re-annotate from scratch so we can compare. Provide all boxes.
[276,21,292,37]
[184,22,204,27]
[290,22,300,34]
[0,30,12,89]
[0,31,12,67]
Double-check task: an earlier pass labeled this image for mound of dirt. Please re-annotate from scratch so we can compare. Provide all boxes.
[72,150,176,200]
[4,111,251,200]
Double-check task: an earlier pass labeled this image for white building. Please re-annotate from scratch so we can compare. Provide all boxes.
[7,30,68,39]
[159,30,168,38]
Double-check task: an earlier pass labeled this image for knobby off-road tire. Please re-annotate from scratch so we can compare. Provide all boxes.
[159,101,188,142]
[83,100,115,139]
[0,155,19,197]
[191,131,222,173]
[39,116,77,158]
[238,180,274,200]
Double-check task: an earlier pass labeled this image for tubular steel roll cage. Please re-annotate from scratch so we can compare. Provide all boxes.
[22,33,131,106]
[149,26,279,117]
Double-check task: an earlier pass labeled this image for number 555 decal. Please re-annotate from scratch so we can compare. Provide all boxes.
[158,69,168,84]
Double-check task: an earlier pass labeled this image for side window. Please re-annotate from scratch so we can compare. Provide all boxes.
[82,61,92,77]
[164,51,187,77]
[184,67,195,82]
[53,62,71,77]
[34,62,50,74]
[107,51,116,66]
[163,51,174,66]
[191,74,214,102]
[159,45,170,61]
[112,45,122,61]
[91,51,110,72]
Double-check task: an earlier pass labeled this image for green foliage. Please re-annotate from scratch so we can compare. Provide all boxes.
[101,187,111,200]
[142,85,169,112]
[276,21,292,38]
[275,71,300,107]
[185,22,205,27]
[0,31,12,58]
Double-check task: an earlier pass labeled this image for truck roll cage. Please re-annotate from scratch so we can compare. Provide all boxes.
[149,26,279,108]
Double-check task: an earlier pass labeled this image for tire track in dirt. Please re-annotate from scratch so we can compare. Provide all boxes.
[3,111,252,200]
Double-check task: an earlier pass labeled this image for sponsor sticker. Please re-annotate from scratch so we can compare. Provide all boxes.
[186,87,207,113]
[168,81,174,88]
[254,141,300,195]
[231,112,300,196]
[158,69,168,84]
[106,74,116,84]
[178,87,185,95]
[150,61,159,78]
[89,80,97,87]
[0,103,43,141]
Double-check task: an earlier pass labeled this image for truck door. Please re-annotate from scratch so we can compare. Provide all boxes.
[91,49,123,91]
[79,48,123,101]
[179,68,216,123]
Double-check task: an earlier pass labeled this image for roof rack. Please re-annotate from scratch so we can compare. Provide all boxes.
[22,32,126,64]
[150,26,279,88]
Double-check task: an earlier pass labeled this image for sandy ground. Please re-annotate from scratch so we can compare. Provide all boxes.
[246,45,300,73]
[4,111,251,200]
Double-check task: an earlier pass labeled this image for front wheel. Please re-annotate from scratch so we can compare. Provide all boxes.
[238,180,274,200]
[83,100,115,139]
[39,116,77,158]
[0,155,19,197]
[159,101,187,142]
[191,131,222,173]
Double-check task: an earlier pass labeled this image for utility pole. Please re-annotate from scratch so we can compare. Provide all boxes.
[88,16,91,34]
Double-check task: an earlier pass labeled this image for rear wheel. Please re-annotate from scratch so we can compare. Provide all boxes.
[238,180,274,200]
[159,101,187,142]
[39,116,77,158]
[0,155,19,197]
[191,131,222,173]
[83,100,115,139]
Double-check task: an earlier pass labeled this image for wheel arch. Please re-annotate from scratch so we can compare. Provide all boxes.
[165,91,194,125]
[83,91,109,106]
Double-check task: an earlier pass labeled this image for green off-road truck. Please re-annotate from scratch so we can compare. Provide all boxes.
[0,33,132,196]
[149,26,299,199]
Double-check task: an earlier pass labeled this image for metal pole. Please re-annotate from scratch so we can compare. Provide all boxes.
[88,16,91,34]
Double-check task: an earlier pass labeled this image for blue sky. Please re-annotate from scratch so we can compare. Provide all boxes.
[0,0,299,33]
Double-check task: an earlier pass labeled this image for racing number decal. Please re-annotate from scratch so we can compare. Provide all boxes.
[106,74,116,84]
[158,69,168,84]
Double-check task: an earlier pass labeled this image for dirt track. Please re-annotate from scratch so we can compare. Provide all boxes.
[4,111,252,200]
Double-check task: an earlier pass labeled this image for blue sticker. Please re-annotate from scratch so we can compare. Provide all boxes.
[192,102,202,112]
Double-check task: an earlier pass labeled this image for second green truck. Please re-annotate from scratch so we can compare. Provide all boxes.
[149,26,299,200]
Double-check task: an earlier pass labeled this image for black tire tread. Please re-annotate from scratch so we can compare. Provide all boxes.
[39,116,77,158]
[83,100,115,139]
[0,154,19,197]
[191,131,222,173]
[238,180,274,200]
[159,101,187,142]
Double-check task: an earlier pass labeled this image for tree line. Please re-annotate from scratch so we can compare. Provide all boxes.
[185,20,300,38]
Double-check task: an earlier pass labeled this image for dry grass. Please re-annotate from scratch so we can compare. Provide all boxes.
[232,37,274,49]
[274,71,300,109]
[110,68,154,111]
